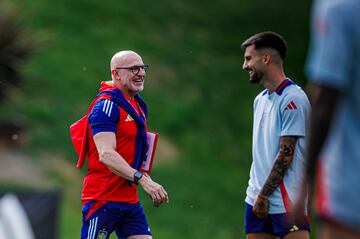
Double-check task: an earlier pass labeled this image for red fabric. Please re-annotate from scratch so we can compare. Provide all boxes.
[290,101,297,109]
[70,116,87,166]
[85,200,107,220]
[70,94,111,169]
[280,181,293,212]
[81,81,144,205]
[316,159,329,215]
[276,79,289,94]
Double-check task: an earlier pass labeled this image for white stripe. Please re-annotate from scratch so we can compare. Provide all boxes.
[102,100,108,113]
[107,101,113,117]
[104,100,111,115]
[105,100,111,114]
[91,217,98,239]
[90,218,95,239]
[87,218,93,239]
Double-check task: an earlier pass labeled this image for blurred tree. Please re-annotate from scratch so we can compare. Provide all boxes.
[0,2,40,146]
[0,2,37,102]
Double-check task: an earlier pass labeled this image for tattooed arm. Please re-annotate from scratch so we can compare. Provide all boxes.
[253,136,297,219]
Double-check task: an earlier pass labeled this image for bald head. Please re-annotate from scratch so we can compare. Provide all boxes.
[110,50,143,69]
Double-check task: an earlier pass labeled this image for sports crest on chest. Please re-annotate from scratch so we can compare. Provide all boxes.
[96,229,108,239]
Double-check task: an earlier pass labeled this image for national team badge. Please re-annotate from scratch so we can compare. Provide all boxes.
[97,229,108,239]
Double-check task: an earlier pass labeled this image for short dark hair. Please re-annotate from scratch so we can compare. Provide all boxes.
[241,31,287,60]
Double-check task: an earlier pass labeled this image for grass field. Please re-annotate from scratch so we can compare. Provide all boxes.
[2,0,314,238]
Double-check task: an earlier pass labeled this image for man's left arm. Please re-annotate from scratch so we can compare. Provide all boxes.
[253,136,297,219]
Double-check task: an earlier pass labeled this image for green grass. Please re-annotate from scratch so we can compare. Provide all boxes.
[3,0,315,238]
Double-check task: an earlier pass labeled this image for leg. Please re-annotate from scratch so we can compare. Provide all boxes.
[247,232,278,239]
[283,230,309,239]
[271,212,310,239]
[319,221,360,239]
[245,203,277,238]
[80,201,118,239]
[115,202,152,239]
[127,235,152,239]
[81,215,113,239]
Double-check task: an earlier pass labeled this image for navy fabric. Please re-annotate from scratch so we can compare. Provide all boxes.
[81,201,151,239]
[245,203,310,239]
[275,78,294,95]
[96,90,148,171]
[89,99,121,135]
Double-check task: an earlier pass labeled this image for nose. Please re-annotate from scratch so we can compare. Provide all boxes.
[242,61,248,70]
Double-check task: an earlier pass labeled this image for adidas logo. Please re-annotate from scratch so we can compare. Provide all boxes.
[290,225,299,232]
[125,114,133,122]
[285,101,297,110]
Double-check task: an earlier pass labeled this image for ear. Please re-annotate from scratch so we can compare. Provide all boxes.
[111,70,120,78]
[263,53,271,65]
[112,70,121,80]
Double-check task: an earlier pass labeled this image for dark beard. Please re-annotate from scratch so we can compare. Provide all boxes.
[249,71,262,84]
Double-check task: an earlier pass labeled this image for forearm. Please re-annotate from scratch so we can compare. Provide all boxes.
[101,147,169,207]
[259,136,297,198]
[305,84,340,184]
[92,133,169,206]
[99,149,137,181]
[93,132,137,181]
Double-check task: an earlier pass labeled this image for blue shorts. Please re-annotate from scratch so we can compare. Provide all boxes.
[245,203,310,239]
[81,201,151,239]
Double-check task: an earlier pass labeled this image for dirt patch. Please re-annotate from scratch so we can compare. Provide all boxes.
[155,136,179,165]
[0,147,52,189]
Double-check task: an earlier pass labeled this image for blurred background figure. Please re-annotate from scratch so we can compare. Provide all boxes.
[296,0,360,238]
[0,192,60,239]
[0,194,35,239]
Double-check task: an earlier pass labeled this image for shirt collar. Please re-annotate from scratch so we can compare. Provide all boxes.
[261,78,294,96]
[275,78,293,95]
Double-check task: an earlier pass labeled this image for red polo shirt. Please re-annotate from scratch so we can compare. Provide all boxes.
[81,82,145,205]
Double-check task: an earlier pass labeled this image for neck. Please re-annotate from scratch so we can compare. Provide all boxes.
[262,68,286,94]
[124,90,136,100]
[113,80,136,100]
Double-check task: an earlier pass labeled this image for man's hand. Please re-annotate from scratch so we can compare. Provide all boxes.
[253,194,269,219]
[138,173,169,207]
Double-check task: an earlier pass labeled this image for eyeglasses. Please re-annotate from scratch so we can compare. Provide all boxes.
[115,64,149,75]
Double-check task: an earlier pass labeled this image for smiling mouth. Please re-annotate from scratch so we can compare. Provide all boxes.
[248,70,254,77]
[133,78,143,83]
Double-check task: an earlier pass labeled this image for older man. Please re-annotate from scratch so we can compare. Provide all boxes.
[79,50,168,239]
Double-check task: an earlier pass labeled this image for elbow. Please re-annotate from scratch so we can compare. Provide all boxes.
[98,149,113,165]
[99,153,105,164]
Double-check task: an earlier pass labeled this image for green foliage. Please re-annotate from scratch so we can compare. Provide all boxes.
[8,0,314,238]
[0,0,39,111]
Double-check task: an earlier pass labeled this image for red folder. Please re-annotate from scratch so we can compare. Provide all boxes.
[141,132,159,174]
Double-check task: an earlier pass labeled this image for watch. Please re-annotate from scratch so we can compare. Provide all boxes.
[133,171,143,184]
